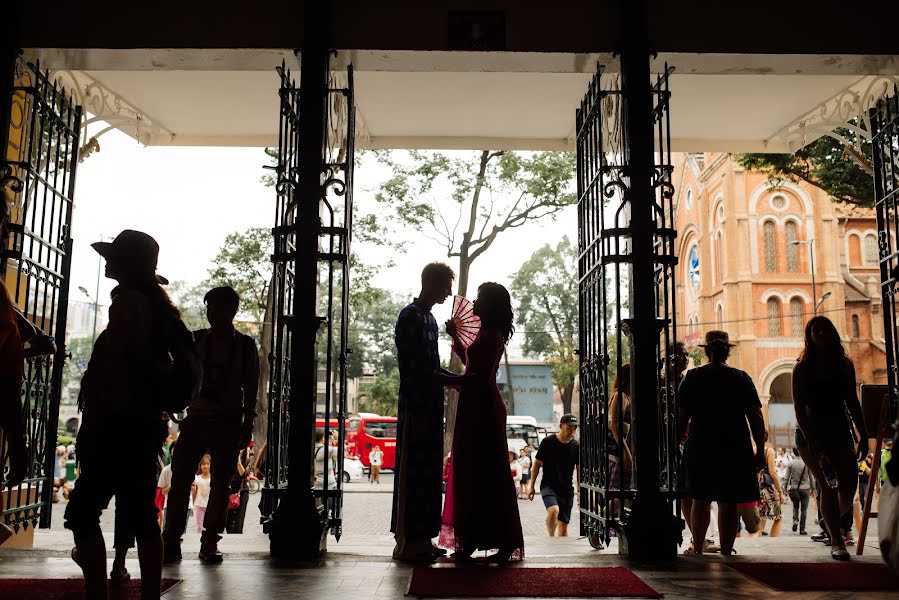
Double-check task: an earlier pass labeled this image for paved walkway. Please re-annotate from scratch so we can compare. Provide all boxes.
[3,482,894,598]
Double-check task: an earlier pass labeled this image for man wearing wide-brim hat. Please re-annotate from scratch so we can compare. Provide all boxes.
[676,329,767,557]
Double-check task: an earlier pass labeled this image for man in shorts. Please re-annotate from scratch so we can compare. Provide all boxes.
[528,414,580,536]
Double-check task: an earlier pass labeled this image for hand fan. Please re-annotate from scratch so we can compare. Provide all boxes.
[450,295,481,348]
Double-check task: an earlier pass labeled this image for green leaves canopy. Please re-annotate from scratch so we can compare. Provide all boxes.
[511,236,579,413]
[735,130,874,206]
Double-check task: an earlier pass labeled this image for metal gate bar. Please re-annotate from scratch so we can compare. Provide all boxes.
[1,57,80,531]
[576,61,680,553]
[872,88,899,425]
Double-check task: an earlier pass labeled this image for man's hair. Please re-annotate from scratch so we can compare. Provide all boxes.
[204,286,240,316]
[315,429,325,443]
[421,262,455,288]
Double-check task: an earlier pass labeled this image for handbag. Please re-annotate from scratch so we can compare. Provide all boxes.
[228,492,241,511]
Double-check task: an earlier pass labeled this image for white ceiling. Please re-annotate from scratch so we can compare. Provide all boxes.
[60,56,882,152]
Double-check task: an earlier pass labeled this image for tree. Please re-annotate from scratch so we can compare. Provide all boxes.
[372,150,576,298]
[207,227,273,328]
[735,130,874,206]
[62,336,94,398]
[358,368,400,416]
[511,236,579,414]
[167,280,208,331]
[371,150,576,447]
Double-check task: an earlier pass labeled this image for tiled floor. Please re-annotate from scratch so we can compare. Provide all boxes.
[2,530,897,599]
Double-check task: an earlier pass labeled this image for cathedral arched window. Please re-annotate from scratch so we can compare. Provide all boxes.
[849,234,862,266]
[715,231,722,285]
[716,304,723,329]
[763,221,777,272]
[785,221,799,272]
[790,298,803,336]
[767,298,782,336]
[865,234,879,266]
[852,314,860,338]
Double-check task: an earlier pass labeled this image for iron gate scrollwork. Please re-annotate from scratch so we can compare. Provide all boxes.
[576,64,680,546]
[1,57,81,531]
[262,56,354,540]
[872,88,899,426]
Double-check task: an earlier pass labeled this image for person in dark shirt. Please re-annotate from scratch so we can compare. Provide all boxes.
[527,414,580,536]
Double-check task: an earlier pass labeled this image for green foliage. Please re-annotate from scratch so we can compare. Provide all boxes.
[167,280,209,331]
[358,368,400,416]
[511,236,579,413]
[688,346,704,368]
[62,336,94,394]
[207,227,273,326]
[367,149,576,295]
[735,131,874,206]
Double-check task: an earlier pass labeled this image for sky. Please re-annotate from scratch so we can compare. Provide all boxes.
[70,127,577,357]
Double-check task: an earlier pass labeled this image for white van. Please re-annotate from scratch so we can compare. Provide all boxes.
[506,416,547,454]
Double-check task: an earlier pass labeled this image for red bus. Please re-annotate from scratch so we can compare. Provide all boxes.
[346,414,398,470]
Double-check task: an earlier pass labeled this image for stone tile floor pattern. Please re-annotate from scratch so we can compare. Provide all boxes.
[3,479,896,598]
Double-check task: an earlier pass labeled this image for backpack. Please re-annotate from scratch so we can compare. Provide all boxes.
[145,310,203,418]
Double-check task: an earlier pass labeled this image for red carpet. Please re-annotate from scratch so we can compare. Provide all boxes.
[0,578,180,599]
[728,562,899,590]
[408,566,661,598]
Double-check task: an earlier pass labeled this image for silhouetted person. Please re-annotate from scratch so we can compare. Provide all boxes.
[792,316,868,560]
[163,286,259,564]
[677,330,767,556]
[66,230,195,600]
[391,262,455,562]
[0,188,56,546]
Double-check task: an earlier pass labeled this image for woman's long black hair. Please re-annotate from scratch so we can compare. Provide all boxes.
[477,282,514,343]
[798,315,850,371]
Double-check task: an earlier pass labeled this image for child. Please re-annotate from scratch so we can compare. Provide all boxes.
[509,450,522,499]
[192,455,212,533]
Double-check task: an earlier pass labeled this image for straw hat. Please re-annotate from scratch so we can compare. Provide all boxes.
[698,330,735,347]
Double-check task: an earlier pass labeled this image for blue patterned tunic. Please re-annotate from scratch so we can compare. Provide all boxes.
[390,301,446,540]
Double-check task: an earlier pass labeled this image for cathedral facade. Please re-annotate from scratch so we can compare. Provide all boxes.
[673,153,886,446]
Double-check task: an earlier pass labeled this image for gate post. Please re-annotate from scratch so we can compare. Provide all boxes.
[268,0,330,560]
[616,1,681,560]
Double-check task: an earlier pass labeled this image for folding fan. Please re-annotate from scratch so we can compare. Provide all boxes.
[450,295,481,348]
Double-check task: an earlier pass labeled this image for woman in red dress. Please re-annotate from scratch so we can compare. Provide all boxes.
[437,282,525,563]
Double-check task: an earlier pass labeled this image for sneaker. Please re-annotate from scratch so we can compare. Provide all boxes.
[0,523,13,546]
[198,543,224,564]
[799,529,807,535]
[702,539,720,553]
[831,546,850,561]
[163,543,182,564]
[810,531,829,543]
[792,523,798,532]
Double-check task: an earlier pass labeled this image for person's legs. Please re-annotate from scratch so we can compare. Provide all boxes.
[555,495,573,537]
[162,420,206,552]
[541,489,560,537]
[770,515,782,537]
[681,497,694,546]
[689,500,711,554]
[201,420,241,555]
[65,470,114,600]
[717,502,739,555]
[194,507,206,533]
[799,489,810,533]
[752,517,767,538]
[799,446,847,555]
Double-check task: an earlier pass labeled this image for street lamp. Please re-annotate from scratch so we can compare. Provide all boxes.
[78,286,99,348]
[790,238,825,316]
[816,291,832,313]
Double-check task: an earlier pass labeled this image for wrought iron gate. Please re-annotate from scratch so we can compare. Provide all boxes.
[0,57,80,531]
[576,64,680,546]
[872,89,899,426]
[262,56,354,540]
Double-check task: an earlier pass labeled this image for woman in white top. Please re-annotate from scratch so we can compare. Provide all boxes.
[518,448,532,499]
[192,455,212,533]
